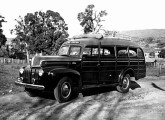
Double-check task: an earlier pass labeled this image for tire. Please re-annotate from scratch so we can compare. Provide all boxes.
[54,77,73,103]
[117,74,130,93]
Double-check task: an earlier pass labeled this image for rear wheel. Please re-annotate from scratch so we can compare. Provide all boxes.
[117,74,130,93]
[54,77,73,103]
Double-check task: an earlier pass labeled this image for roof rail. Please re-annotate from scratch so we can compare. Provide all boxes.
[72,33,103,40]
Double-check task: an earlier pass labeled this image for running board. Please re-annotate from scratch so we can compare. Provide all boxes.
[82,83,118,90]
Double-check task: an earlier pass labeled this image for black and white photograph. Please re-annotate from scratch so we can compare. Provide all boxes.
[0,0,165,120]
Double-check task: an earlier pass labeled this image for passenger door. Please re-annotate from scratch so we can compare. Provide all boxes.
[116,46,129,76]
[81,46,100,84]
[99,46,116,83]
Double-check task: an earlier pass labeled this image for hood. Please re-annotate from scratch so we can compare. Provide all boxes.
[31,55,81,66]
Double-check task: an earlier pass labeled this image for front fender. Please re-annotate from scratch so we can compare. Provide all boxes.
[50,68,80,76]
[49,68,81,91]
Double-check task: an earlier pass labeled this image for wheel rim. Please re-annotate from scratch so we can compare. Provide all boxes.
[61,82,71,98]
[122,77,129,89]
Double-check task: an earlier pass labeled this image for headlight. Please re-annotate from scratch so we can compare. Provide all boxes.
[38,69,44,76]
[19,68,24,74]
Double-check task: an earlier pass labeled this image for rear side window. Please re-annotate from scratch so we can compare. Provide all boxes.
[83,47,91,55]
[117,46,128,57]
[92,48,99,56]
[138,48,144,58]
[83,46,99,56]
[129,47,137,57]
[100,46,115,57]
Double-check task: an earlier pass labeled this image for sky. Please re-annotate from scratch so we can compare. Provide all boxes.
[0,0,165,38]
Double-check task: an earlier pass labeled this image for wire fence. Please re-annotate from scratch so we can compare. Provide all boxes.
[0,57,27,64]
[0,57,165,76]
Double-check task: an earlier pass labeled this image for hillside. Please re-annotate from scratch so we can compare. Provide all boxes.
[119,29,165,38]
[119,29,165,52]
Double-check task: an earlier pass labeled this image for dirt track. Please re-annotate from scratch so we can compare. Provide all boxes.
[1,76,165,120]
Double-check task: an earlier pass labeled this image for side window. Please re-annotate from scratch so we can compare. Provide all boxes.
[70,46,81,56]
[138,48,144,58]
[83,46,99,56]
[129,47,137,57]
[92,48,99,56]
[117,46,128,57]
[100,46,115,57]
[83,47,91,56]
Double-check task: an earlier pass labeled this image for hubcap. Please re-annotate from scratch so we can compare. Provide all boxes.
[122,77,129,89]
[61,82,71,98]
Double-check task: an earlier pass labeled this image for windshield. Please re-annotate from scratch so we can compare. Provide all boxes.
[58,46,81,57]
[58,46,69,56]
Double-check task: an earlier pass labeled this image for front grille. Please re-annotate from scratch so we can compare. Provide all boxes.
[23,69,31,83]
[31,69,39,84]
[22,68,39,84]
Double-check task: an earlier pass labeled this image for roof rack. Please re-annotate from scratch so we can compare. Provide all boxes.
[72,33,103,40]
[104,34,132,41]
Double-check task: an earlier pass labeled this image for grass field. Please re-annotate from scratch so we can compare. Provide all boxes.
[0,64,24,96]
[0,64,165,96]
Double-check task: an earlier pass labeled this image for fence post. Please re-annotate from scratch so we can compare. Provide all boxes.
[158,63,162,76]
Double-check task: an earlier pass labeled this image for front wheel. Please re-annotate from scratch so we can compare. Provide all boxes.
[117,74,130,93]
[54,77,73,103]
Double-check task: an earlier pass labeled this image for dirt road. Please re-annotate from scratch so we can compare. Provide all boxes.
[1,76,165,120]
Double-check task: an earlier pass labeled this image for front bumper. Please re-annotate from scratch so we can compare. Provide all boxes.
[15,77,45,90]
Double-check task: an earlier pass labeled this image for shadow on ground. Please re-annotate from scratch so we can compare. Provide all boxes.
[0,80,142,120]
[130,81,141,90]
[34,80,141,100]
[151,82,165,91]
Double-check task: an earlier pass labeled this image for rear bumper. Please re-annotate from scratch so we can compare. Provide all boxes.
[15,77,45,90]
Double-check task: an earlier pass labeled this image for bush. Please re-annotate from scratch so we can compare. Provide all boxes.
[158,49,165,58]
[14,52,27,60]
[0,48,8,57]
[9,53,16,59]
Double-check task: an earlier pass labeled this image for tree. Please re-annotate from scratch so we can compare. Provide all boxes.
[10,37,26,57]
[11,10,69,58]
[77,4,107,34]
[158,49,165,58]
[0,15,7,48]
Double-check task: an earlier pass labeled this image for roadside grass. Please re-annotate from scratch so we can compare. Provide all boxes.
[0,64,25,96]
[146,66,165,76]
[0,64,165,96]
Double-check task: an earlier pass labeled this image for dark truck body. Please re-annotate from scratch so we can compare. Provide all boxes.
[15,34,146,103]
